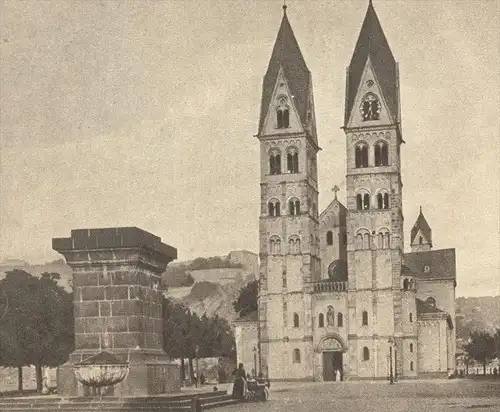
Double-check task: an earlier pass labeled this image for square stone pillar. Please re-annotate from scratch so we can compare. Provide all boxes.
[53,227,180,397]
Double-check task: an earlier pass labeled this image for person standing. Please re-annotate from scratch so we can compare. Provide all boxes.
[232,363,247,400]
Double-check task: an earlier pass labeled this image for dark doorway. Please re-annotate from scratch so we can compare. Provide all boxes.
[322,351,343,381]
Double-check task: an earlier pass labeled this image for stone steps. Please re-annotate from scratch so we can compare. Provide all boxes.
[0,392,238,412]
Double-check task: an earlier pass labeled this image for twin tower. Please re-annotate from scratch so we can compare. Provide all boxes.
[256,2,413,380]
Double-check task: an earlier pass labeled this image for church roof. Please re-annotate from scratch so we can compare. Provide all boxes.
[403,249,456,282]
[410,208,432,245]
[416,298,444,315]
[416,298,454,329]
[319,197,347,220]
[258,7,311,135]
[345,0,398,125]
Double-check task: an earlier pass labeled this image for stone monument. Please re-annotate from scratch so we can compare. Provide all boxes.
[53,227,180,397]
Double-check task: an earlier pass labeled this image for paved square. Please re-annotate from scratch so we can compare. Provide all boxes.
[222,380,500,412]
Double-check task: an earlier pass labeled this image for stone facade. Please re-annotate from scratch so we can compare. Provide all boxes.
[53,227,180,397]
[245,3,457,382]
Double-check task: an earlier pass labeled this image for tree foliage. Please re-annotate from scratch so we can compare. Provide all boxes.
[464,330,496,374]
[233,280,258,318]
[0,270,73,391]
[163,298,235,381]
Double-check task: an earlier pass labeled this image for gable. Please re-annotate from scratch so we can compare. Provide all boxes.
[261,67,304,136]
[346,58,394,128]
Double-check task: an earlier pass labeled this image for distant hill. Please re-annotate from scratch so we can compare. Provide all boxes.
[164,251,258,321]
[0,259,72,291]
[456,296,500,341]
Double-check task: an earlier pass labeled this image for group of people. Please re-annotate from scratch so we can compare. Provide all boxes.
[231,363,269,400]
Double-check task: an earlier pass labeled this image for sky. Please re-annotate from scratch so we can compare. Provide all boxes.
[0,0,499,297]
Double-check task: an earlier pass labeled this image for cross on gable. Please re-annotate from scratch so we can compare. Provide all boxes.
[331,185,340,200]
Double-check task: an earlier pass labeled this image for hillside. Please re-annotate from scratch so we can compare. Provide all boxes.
[455,295,500,340]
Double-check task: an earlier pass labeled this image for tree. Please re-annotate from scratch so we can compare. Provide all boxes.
[233,280,258,318]
[163,298,236,384]
[464,331,496,375]
[493,328,500,363]
[0,270,73,392]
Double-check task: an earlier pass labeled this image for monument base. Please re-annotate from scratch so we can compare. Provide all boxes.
[57,350,180,398]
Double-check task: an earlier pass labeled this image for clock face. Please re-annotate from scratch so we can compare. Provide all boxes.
[361,93,381,121]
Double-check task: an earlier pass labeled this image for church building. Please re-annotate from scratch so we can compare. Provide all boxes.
[234,1,457,381]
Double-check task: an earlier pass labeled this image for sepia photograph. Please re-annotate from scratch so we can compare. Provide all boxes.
[0,0,499,411]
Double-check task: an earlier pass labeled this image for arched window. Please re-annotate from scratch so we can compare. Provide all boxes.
[425,297,436,307]
[312,203,317,218]
[374,141,389,166]
[355,143,369,168]
[409,279,415,289]
[356,233,363,250]
[403,279,409,290]
[289,198,300,216]
[287,147,299,173]
[288,236,301,254]
[277,96,290,129]
[363,347,370,361]
[269,236,281,255]
[293,313,299,328]
[378,233,384,249]
[318,313,324,328]
[363,233,370,250]
[383,232,390,249]
[361,93,381,121]
[356,194,363,210]
[377,193,390,210]
[268,199,280,217]
[362,311,368,326]
[409,312,413,322]
[337,312,343,327]
[356,230,370,250]
[363,194,370,210]
[326,231,333,245]
[419,236,423,245]
[410,361,414,371]
[269,150,281,175]
[410,343,414,353]
[293,349,301,363]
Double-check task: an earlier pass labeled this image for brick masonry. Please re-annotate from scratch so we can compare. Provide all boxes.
[53,227,180,397]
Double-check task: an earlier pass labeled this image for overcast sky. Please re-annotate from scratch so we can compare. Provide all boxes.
[1,0,498,297]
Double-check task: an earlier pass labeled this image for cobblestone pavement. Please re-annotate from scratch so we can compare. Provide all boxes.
[221,380,500,412]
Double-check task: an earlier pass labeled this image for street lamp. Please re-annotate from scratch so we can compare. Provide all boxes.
[253,346,258,377]
[388,337,394,384]
[195,345,200,388]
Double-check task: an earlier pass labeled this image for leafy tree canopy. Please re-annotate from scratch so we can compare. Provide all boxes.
[233,280,258,318]
[464,330,496,373]
[0,270,73,390]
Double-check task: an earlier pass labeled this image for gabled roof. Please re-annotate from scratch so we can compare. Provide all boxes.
[345,0,398,125]
[410,208,432,245]
[403,249,456,282]
[319,197,347,221]
[258,8,311,135]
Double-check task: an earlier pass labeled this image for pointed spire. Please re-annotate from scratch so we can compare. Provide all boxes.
[258,6,311,136]
[411,207,432,246]
[283,0,287,15]
[345,0,398,125]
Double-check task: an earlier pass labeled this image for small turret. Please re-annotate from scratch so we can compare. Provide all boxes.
[410,207,432,252]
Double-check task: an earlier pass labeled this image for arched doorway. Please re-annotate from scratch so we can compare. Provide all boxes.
[319,336,345,382]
